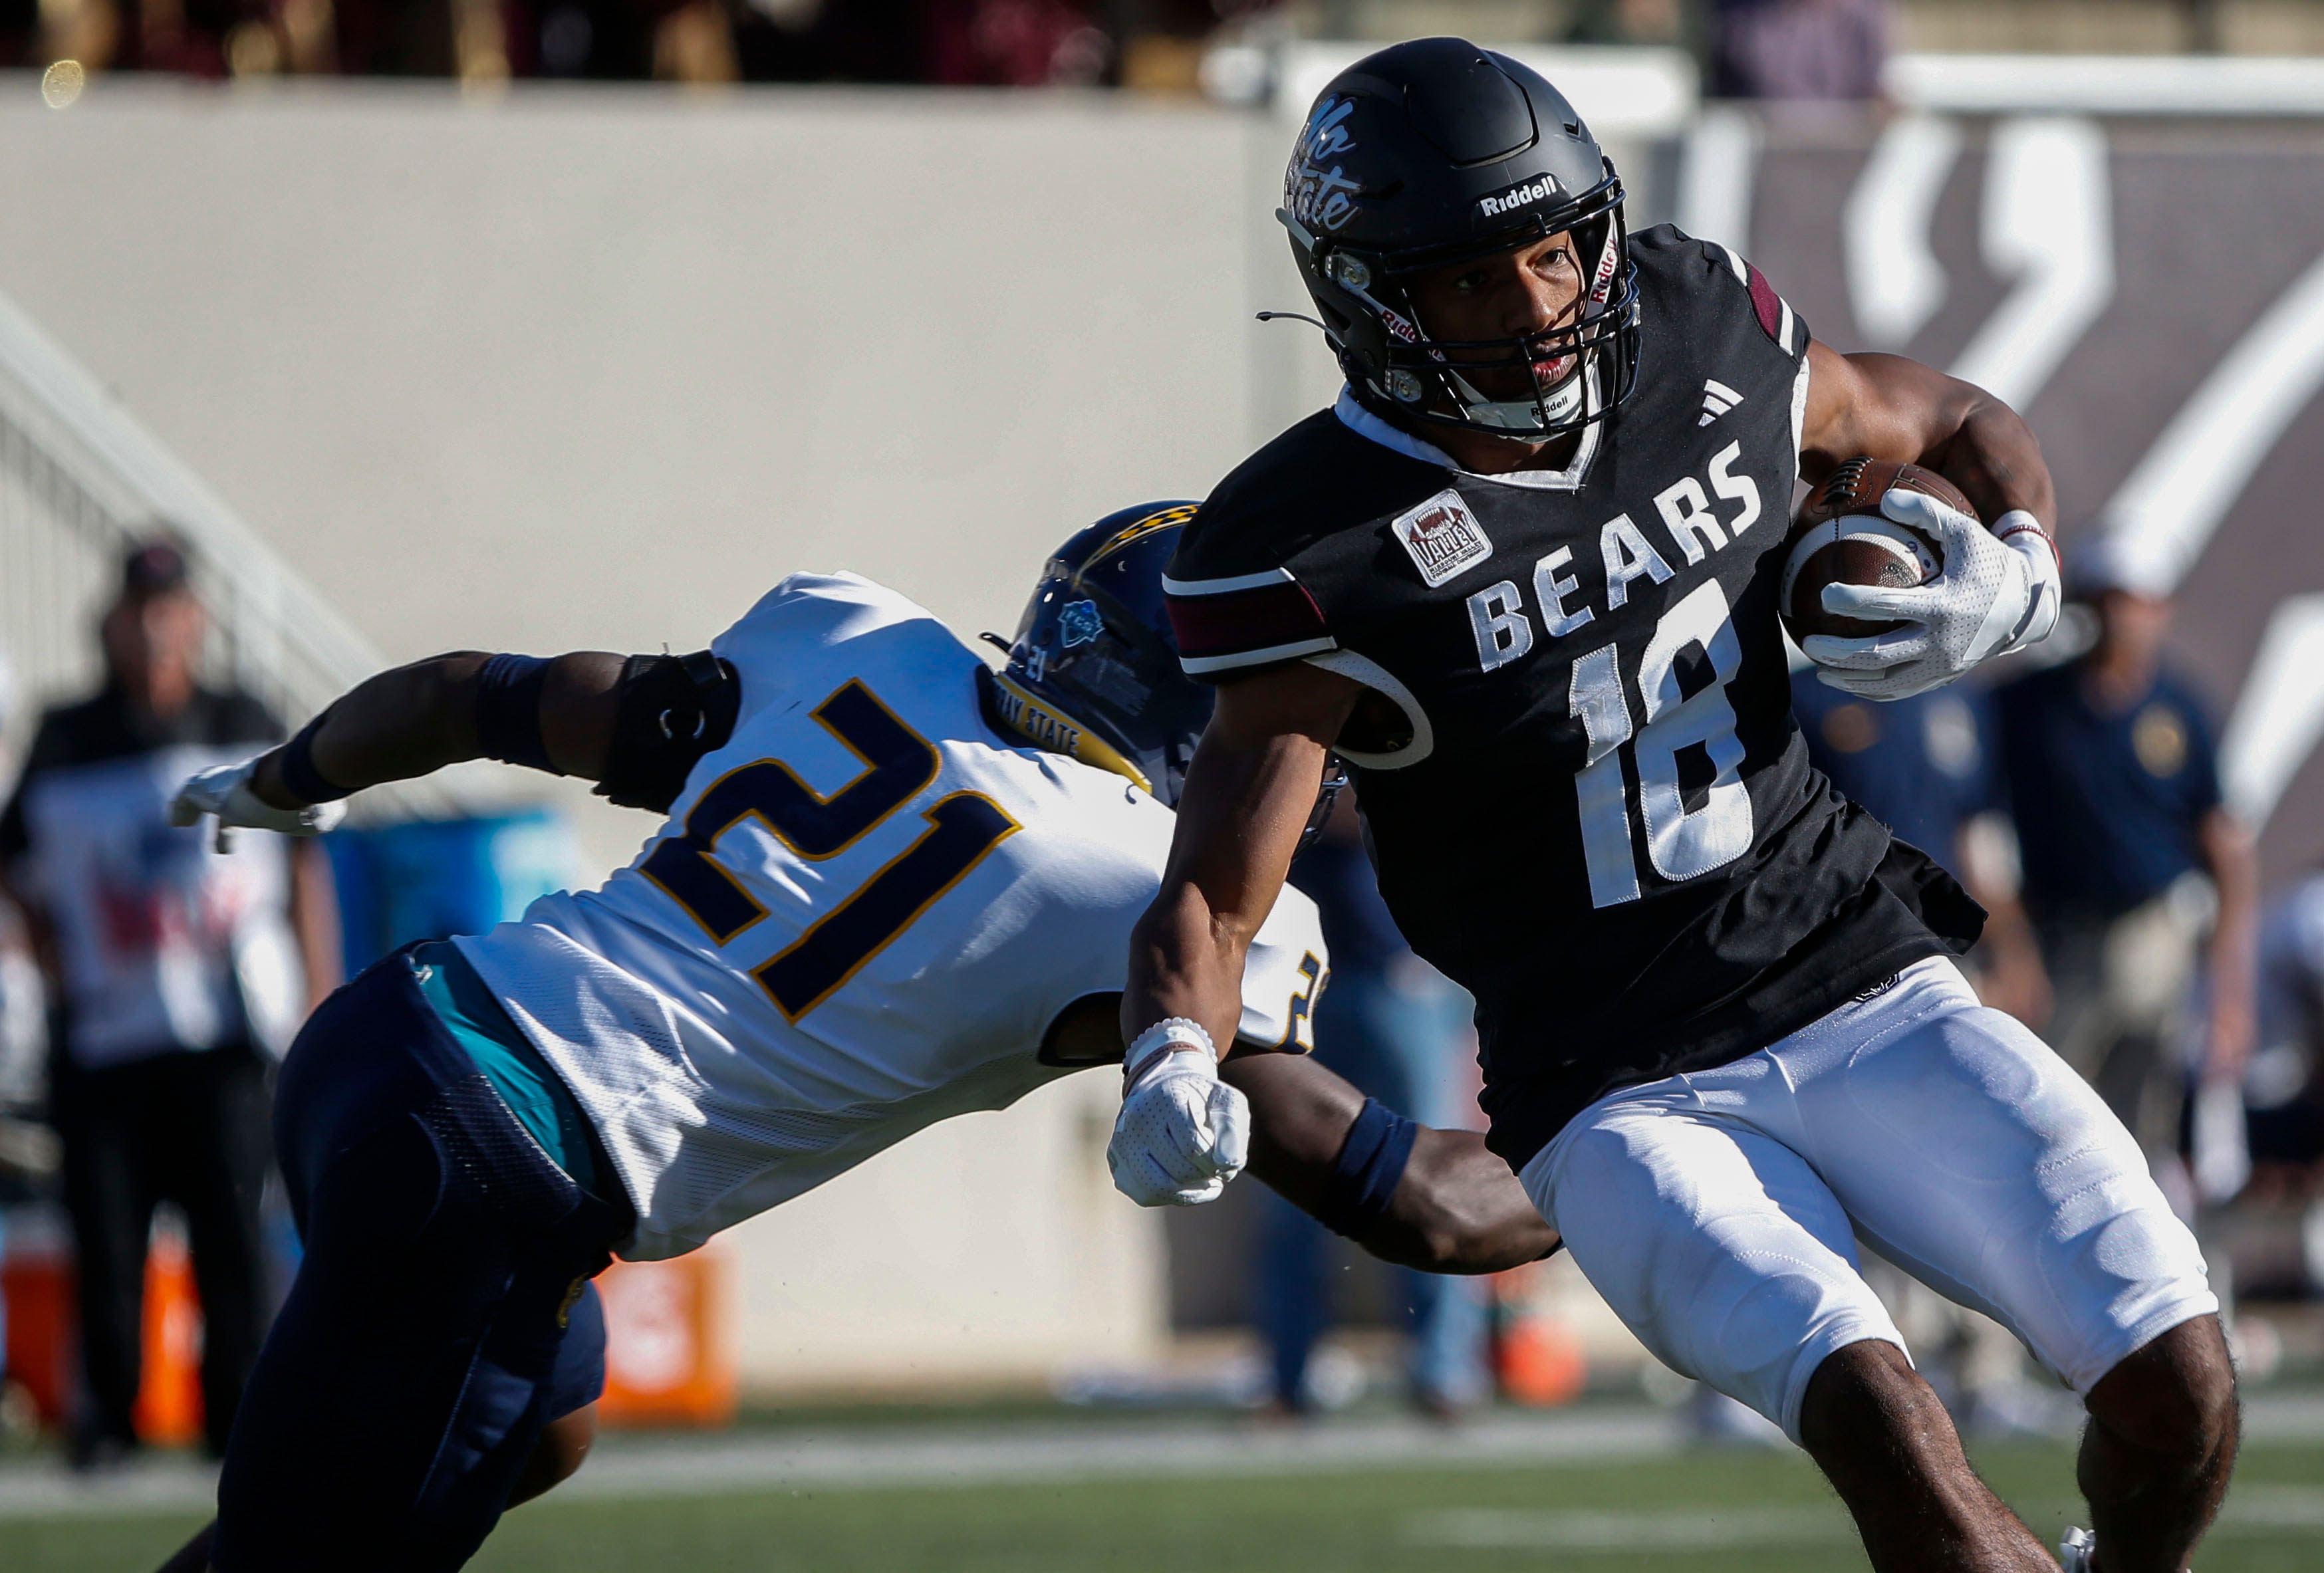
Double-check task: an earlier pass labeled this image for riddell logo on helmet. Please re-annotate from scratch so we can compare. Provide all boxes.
[1477,174,1563,218]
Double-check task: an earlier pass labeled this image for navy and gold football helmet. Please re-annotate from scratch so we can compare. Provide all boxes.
[984,501,1211,806]
[985,502,1346,841]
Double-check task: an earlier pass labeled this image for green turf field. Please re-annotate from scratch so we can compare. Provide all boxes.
[11,1435,2322,1572]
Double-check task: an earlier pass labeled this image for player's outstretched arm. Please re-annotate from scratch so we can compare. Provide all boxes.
[1227,1053,1559,1274]
[1110,661,1361,1207]
[251,650,632,802]
[1793,344,2063,701]
[171,649,738,844]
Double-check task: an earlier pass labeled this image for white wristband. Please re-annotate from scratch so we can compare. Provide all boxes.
[1991,509,2062,652]
[1991,509,2055,567]
[1125,1017,1216,1081]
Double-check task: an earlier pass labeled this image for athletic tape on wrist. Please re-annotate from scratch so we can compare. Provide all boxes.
[1313,1097,1420,1239]
[475,653,558,773]
[1125,1017,1216,1081]
[1988,510,2061,652]
[277,712,354,805]
[1991,510,2057,570]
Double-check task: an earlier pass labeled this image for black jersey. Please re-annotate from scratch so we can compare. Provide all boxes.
[1167,226,1983,1166]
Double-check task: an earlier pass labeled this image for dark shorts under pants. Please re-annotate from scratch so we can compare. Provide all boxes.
[213,947,630,1573]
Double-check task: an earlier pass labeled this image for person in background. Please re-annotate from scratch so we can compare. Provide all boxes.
[1789,672,2051,1025]
[1708,0,1890,102]
[1994,541,2258,1195]
[2246,871,2324,1201]
[1253,791,1488,1419]
[0,540,340,1467]
[0,892,49,1441]
[0,647,27,1428]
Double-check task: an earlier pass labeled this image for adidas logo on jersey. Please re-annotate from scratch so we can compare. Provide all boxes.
[1698,380,1744,426]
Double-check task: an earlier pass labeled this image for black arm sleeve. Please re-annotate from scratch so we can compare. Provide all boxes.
[593,650,741,814]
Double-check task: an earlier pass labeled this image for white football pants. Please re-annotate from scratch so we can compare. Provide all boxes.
[1520,957,2217,1441]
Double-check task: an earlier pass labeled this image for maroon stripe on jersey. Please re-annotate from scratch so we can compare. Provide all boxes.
[1167,580,1329,660]
[1746,265,1785,344]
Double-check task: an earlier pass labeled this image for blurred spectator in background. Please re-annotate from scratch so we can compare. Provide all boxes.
[2246,870,2324,1198]
[0,0,32,70]
[12,0,1240,83]
[1253,793,1487,1418]
[1994,541,2257,1189]
[1709,0,1890,102]
[0,894,51,1439]
[1790,672,2051,1025]
[0,648,37,1434]
[0,541,339,1467]
[1567,0,1694,49]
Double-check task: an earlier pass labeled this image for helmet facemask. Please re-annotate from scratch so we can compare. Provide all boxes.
[1285,166,1640,444]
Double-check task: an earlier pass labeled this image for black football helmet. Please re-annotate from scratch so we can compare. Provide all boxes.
[1279,37,1640,441]
[985,503,1345,840]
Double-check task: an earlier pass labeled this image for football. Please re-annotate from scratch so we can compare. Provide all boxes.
[1779,457,1972,643]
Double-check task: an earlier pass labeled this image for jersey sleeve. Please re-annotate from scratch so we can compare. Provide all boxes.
[1233,884,1331,1052]
[1162,544,1338,680]
[1638,225,1812,363]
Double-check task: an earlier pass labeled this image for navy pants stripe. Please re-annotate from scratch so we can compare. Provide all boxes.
[213,949,629,1573]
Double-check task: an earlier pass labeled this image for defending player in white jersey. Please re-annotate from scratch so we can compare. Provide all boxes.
[160,503,1555,1573]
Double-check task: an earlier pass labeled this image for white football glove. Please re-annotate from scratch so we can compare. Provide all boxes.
[170,755,346,852]
[1107,1018,1251,1207]
[1801,489,2061,701]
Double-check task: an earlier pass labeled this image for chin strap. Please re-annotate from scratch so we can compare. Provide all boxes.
[1448,358,1599,433]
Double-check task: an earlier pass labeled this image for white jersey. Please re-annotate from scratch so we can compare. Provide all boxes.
[458,574,1329,1261]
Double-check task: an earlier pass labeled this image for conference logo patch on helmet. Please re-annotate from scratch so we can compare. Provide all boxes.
[1391,489,1493,588]
[1059,599,1103,648]
[1477,172,1564,219]
[1287,94,1363,234]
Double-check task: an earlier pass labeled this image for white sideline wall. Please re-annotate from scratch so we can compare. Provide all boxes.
[0,80,1358,1390]
[0,80,1652,1390]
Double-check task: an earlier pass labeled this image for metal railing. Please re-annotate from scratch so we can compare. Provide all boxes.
[0,285,459,817]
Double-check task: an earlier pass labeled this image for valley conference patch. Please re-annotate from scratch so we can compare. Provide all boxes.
[1392,489,1493,588]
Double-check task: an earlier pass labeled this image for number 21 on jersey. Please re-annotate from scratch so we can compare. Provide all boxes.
[1570,580,1751,908]
[638,679,1021,1019]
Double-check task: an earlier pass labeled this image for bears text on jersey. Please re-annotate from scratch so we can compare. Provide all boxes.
[1464,437,1765,673]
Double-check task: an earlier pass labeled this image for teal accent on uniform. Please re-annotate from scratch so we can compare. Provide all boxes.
[411,941,600,1195]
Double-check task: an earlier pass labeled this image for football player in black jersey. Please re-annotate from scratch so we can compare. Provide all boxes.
[1110,39,2232,1573]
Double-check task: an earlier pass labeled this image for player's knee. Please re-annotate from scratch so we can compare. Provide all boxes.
[1797,1338,1945,1461]
[2085,1316,2238,1469]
